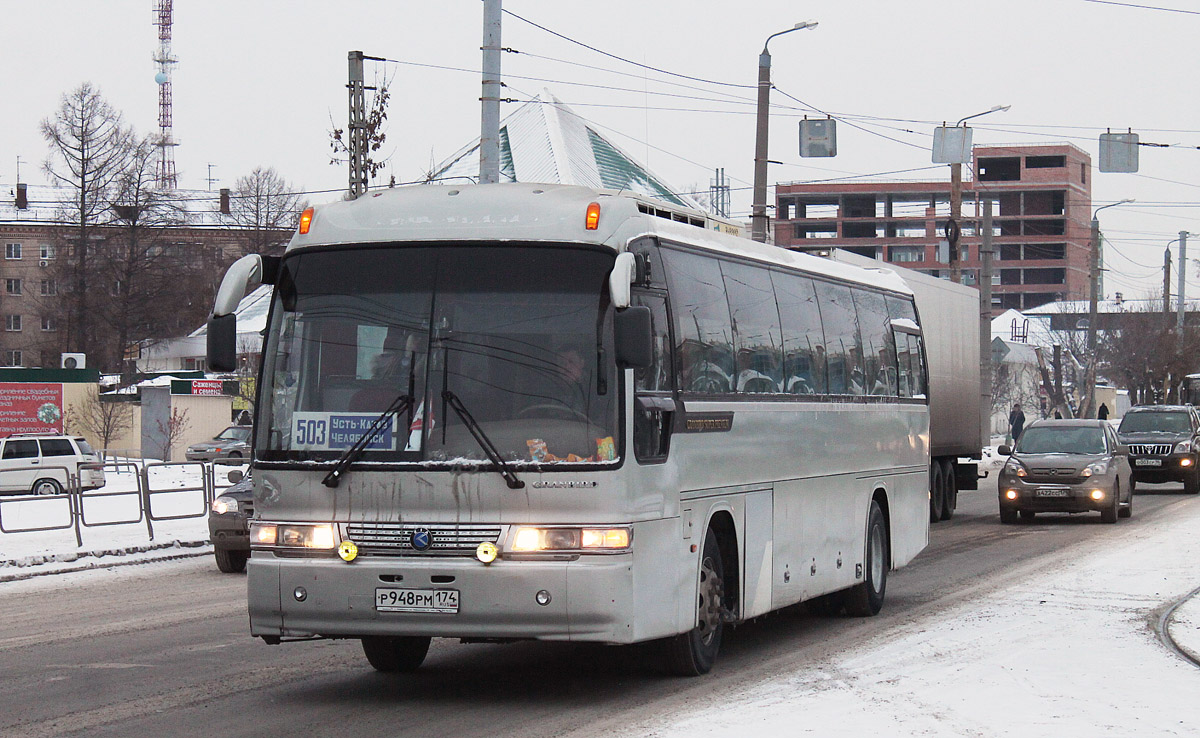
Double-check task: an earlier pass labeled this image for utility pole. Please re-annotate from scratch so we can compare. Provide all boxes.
[1165,247,1172,323]
[751,21,817,243]
[348,50,367,199]
[1177,231,1188,334]
[479,0,502,185]
[710,168,730,218]
[979,198,994,451]
[948,162,963,284]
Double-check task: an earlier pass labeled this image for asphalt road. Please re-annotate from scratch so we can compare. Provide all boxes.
[1,475,1197,738]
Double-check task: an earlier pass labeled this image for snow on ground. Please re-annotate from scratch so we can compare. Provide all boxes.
[0,461,244,579]
[619,500,1200,738]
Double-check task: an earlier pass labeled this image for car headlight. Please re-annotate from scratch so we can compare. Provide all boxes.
[211,495,239,515]
[251,522,336,549]
[1082,461,1109,477]
[510,526,632,552]
[1003,459,1028,478]
[1175,441,1193,454]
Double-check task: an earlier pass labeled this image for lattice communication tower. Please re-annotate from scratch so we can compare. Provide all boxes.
[153,0,178,189]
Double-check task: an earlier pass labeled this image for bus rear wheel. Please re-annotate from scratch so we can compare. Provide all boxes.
[361,636,431,672]
[663,530,725,676]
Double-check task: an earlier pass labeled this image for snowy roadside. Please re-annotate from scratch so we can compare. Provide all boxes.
[0,463,226,581]
[616,500,1200,738]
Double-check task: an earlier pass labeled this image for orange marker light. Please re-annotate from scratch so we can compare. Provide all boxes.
[298,207,315,234]
[585,202,601,230]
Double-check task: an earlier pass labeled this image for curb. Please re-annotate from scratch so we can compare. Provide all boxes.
[1159,584,1200,668]
[0,540,212,583]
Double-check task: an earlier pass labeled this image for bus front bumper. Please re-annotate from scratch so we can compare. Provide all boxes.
[248,552,641,644]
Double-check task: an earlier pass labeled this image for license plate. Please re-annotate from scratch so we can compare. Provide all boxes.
[1036,488,1071,497]
[375,588,459,613]
[1135,458,1163,467]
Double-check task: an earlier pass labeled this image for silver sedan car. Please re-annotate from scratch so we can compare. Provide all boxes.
[997,419,1133,524]
[185,425,252,461]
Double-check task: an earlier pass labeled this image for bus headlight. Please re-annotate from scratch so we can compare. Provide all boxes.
[511,526,632,552]
[251,522,336,549]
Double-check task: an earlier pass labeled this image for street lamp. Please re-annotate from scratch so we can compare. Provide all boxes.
[1086,198,1133,417]
[942,105,1010,283]
[751,21,818,244]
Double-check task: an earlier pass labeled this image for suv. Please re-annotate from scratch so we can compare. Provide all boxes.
[1116,405,1200,494]
[0,433,106,495]
[185,425,252,461]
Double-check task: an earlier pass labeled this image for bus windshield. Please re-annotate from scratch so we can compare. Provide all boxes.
[258,245,620,466]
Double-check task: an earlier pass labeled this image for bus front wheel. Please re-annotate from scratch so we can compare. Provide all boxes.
[663,530,725,676]
[361,636,431,673]
[845,499,888,617]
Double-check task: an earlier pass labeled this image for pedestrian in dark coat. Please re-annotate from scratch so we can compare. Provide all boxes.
[1009,403,1026,443]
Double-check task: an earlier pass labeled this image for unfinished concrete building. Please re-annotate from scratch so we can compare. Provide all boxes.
[775,143,1092,313]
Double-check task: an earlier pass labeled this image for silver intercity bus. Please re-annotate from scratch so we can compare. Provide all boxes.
[207,183,930,676]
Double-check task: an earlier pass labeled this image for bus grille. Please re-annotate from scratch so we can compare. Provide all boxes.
[1128,444,1171,456]
[345,522,503,556]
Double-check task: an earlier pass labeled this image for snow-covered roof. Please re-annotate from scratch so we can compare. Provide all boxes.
[427,90,702,210]
[1024,298,1200,315]
[2,183,232,228]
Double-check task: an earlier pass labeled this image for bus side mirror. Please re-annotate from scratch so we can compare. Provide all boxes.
[207,314,238,372]
[615,306,653,369]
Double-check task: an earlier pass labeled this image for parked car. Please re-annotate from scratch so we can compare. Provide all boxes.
[997,419,1132,524]
[1116,405,1200,494]
[209,469,253,573]
[186,425,252,462]
[0,433,106,495]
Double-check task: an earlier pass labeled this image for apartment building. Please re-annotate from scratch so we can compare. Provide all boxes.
[775,143,1093,313]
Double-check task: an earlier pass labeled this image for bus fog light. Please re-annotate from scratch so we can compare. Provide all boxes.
[536,590,552,606]
[294,587,307,602]
[1090,490,1105,500]
[476,541,499,564]
[338,540,359,562]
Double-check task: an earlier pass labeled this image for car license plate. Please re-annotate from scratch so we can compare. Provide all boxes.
[1036,488,1071,497]
[375,588,459,614]
[1135,458,1163,467]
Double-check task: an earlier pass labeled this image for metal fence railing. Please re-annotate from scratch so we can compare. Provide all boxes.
[0,459,249,547]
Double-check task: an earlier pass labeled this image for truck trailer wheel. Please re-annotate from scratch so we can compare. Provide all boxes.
[939,459,957,521]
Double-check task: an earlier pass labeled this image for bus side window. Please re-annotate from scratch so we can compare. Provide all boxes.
[633,292,674,462]
[815,281,862,396]
[662,249,735,395]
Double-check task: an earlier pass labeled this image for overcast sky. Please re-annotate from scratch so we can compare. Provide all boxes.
[4,0,1198,299]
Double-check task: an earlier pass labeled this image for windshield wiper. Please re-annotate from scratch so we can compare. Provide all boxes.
[441,390,525,489]
[322,392,413,488]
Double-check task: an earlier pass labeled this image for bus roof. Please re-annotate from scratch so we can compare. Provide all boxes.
[288,183,911,296]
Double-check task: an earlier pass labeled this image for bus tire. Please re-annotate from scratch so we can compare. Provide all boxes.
[939,460,957,521]
[845,499,888,617]
[929,463,944,523]
[664,530,725,676]
[361,636,432,673]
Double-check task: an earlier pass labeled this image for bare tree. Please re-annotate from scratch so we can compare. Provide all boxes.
[229,167,305,255]
[1098,299,1200,406]
[101,135,189,372]
[67,393,135,451]
[41,83,135,362]
[156,407,191,461]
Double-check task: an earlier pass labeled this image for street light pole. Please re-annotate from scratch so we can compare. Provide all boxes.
[946,105,1009,283]
[1087,198,1133,417]
[751,21,817,244]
